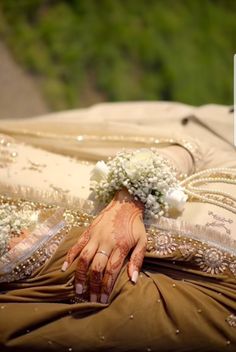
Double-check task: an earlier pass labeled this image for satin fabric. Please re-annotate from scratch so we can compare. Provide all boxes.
[0,222,236,352]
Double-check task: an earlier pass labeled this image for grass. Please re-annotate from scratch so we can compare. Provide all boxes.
[0,0,235,110]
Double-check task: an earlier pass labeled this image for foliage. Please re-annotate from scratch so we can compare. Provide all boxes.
[0,0,235,109]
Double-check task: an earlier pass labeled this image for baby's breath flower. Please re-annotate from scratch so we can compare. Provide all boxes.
[90,149,187,219]
[0,205,39,257]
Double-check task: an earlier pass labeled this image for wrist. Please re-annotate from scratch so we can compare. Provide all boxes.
[114,188,145,215]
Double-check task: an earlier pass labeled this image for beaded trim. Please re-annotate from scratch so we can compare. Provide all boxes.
[0,166,236,282]
[0,195,93,283]
[226,314,236,328]
[0,227,66,283]
[0,129,201,169]
[146,217,236,278]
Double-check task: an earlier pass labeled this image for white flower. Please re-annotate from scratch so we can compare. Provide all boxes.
[91,148,181,219]
[164,188,188,212]
[90,161,110,182]
[124,149,154,178]
[146,194,156,205]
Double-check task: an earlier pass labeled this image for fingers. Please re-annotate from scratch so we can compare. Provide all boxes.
[75,242,98,295]
[128,237,147,284]
[61,228,90,271]
[100,247,127,304]
[89,246,112,302]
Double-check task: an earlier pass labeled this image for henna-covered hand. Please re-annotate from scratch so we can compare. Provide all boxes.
[61,188,147,304]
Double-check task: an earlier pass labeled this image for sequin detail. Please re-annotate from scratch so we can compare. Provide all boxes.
[195,248,227,275]
[149,230,177,256]
[226,314,236,328]
[229,262,236,276]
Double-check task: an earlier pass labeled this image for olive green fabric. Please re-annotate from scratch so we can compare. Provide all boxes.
[0,102,236,351]
[0,225,235,352]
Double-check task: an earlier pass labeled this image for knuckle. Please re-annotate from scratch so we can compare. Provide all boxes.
[90,260,104,275]
[103,268,113,279]
[78,255,89,268]
[91,265,102,275]
[91,270,103,282]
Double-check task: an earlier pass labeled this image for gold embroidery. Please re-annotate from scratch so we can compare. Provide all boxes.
[229,262,236,276]
[146,217,236,278]
[226,314,236,328]
[147,230,177,256]
[195,248,228,275]
[0,195,93,283]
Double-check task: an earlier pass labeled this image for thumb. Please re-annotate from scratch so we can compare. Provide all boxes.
[128,237,147,284]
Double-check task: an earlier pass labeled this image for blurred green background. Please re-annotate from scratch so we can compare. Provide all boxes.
[0,0,235,111]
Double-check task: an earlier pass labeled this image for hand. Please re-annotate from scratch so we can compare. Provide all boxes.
[61,189,147,304]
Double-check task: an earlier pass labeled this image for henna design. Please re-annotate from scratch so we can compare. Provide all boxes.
[206,210,233,235]
[102,266,116,296]
[75,248,91,284]
[65,228,91,264]
[102,202,143,295]
[129,245,146,271]
[66,200,116,265]
[90,262,104,294]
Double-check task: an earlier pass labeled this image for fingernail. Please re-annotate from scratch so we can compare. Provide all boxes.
[61,261,68,272]
[100,293,108,304]
[76,283,83,294]
[90,293,97,303]
[131,270,139,284]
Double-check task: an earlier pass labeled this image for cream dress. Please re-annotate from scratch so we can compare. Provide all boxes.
[0,102,236,351]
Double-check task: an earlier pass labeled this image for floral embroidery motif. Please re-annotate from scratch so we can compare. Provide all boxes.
[194,248,228,275]
[148,231,177,256]
[226,314,236,328]
[146,219,236,279]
